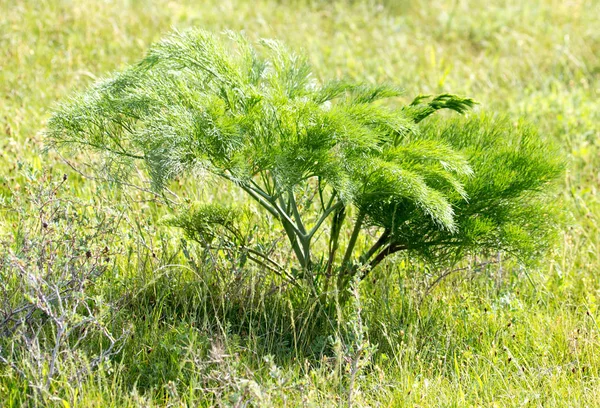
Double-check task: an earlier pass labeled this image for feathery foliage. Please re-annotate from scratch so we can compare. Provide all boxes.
[47,29,562,293]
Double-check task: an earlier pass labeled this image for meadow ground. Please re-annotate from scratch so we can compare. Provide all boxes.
[1,0,599,406]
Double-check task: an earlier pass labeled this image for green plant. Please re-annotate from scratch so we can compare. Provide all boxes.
[46,29,563,294]
[0,170,127,399]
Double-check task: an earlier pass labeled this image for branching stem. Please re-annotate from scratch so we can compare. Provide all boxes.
[342,211,365,268]
[360,229,390,265]
[325,205,346,291]
[307,200,344,240]
[288,189,307,235]
[364,243,407,278]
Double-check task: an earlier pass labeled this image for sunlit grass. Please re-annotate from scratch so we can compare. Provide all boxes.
[1,0,599,406]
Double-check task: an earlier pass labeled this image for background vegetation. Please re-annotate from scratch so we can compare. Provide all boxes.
[0,0,599,406]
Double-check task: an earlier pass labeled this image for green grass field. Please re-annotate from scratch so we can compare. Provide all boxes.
[1,0,599,406]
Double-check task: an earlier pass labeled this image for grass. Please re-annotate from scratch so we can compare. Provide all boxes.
[1,0,599,406]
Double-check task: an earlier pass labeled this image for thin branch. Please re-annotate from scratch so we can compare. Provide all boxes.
[249,179,274,202]
[266,178,306,238]
[55,139,145,160]
[242,247,284,272]
[241,177,307,267]
[280,217,307,268]
[307,200,344,240]
[227,178,307,267]
[364,243,408,278]
[288,189,307,235]
[325,205,346,279]
[218,174,279,219]
[418,260,498,307]
[238,183,279,219]
[259,171,274,196]
[58,153,181,206]
[360,228,390,264]
[272,198,305,238]
[0,353,26,378]
[342,211,366,267]
[318,177,326,211]
[326,189,337,210]
[245,255,300,288]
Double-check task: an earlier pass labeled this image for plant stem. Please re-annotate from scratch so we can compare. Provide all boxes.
[237,184,279,218]
[307,200,344,240]
[280,217,307,268]
[288,189,307,235]
[325,205,346,285]
[341,211,365,268]
[364,243,407,278]
[360,229,390,265]
[235,178,308,268]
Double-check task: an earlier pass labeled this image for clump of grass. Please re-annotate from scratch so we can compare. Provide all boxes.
[0,169,128,405]
[1,0,599,406]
